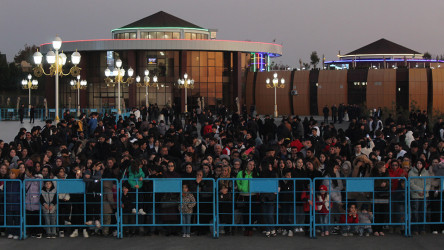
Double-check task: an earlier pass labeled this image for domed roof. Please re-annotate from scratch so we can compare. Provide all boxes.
[118,11,204,29]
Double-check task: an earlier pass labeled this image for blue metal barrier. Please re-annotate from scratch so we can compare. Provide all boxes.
[312,177,408,237]
[5,176,444,240]
[119,178,216,239]
[216,178,314,238]
[22,178,119,238]
[0,179,23,239]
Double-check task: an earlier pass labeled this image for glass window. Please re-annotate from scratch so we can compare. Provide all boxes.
[208,67,216,82]
[164,32,172,39]
[173,32,180,39]
[130,33,136,39]
[185,33,191,39]
[203,34,208,39]
[196,34,202,40]
[140,32,148,39]
[124,33,129,39]
[156,32,164,39]
[191,33,196,40]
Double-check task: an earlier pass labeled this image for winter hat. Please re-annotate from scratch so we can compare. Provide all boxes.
[320,185,328,191]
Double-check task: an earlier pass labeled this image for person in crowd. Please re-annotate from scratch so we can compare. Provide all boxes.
[179,184,196,238]
[316,185,330,236]
[40,180,57,238]
[340,203,359,236]
[358,204,373,237]
[409,159,431,235]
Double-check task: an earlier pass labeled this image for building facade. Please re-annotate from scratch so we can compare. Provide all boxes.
[39,11,282,112]
[248,39,444,116]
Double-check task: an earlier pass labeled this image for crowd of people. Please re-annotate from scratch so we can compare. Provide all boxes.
[0,103,444,240]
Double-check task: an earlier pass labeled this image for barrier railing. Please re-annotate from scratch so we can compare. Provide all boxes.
[216,178,314,238]
[408,176,442,236]
[312,177,408,237]
[3,177,444,240]
[22,178,119,239]
[0,179,23,239]
[119,178,216,238]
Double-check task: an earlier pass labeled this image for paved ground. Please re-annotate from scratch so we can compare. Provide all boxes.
[0,233,442,250]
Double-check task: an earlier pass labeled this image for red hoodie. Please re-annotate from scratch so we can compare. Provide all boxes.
[301,189,314,212]
[388,167,406,191]
[340,213,359,224]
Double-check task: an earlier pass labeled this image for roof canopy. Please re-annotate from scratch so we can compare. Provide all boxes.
[345,38,420,56]
[119,11,203,29]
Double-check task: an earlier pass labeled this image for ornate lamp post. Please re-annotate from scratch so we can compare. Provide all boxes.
[177,73,194,113]
[136,69,158,107]
[21,74,38,116]
[33,36,81,122]
[104,59,134,115]
[70,75,87,117]
[266,72,285,118]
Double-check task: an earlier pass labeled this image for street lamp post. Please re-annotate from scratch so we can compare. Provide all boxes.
[104,59,134,115]
[21,74,38,116]
[70,75,87,117]
[266,72,285,118]
[177,73,194,113]
[136,69,158,107]
[33,36,81,122]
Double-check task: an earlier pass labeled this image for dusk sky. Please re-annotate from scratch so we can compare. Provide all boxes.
[1,0,444,66]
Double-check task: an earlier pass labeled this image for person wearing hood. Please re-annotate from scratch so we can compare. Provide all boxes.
[409,159,430,235]
[158,120,167,137]
[40,180,57,238]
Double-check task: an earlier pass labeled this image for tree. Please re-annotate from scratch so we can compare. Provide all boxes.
[14,44,38,64]
[310,51,320,69]
[303,62,311,70]
[423,52,432,60]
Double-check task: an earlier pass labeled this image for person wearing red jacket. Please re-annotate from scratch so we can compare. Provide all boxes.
[340,204,359,236]
[301,183,314,237]
[316,185,330,236]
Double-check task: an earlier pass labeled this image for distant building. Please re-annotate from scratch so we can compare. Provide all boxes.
[38,11,282,111]
[248,39,444,116]
[325,39,442,69]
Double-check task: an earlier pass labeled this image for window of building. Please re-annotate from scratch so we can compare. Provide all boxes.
[156,32,164,39]
[164,32,172,39]
[185,33,191,39]
[173,32,180,39]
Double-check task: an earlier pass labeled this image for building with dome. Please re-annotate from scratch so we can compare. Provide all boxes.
[39,11,282,112]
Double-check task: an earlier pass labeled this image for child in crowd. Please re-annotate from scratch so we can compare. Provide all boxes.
[358,204,373,236]
[121,184,136,236]
[40,180,57,238]
[179,184,196,238]
[316,185,330,236]
[340,203,359,236]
